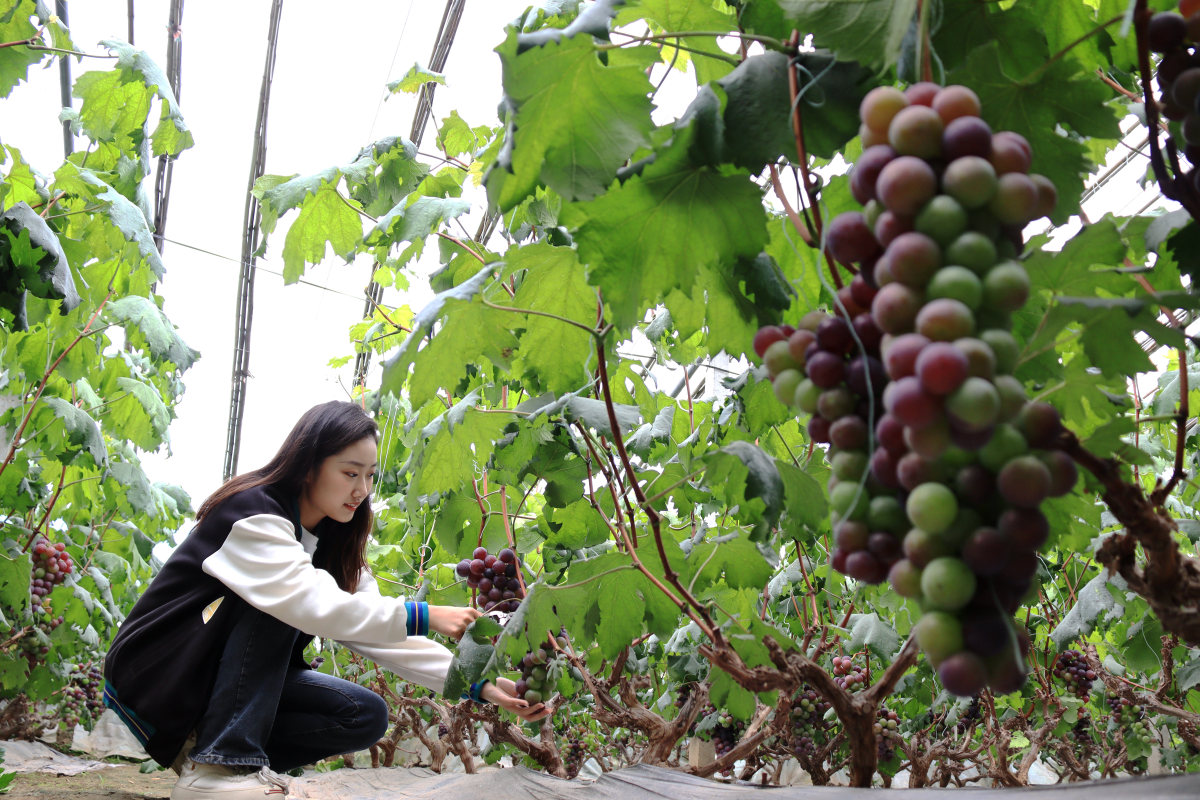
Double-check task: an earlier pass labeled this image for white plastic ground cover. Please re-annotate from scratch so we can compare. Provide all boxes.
[0,739,121,776]
[286,764,1200,800]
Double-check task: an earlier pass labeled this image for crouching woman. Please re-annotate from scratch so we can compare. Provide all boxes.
[103,401,546,800]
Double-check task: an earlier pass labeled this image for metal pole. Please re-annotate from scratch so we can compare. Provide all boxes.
[224,0,284,481]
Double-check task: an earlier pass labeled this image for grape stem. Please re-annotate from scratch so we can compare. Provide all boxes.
[1058,427,1200,645]
[1133,0,1200,223]
[785,31,843,291]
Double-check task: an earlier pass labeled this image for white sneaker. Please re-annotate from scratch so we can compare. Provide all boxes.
[170,760,290,799]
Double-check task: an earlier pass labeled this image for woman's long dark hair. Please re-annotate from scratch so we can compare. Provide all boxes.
[197,401,378,592]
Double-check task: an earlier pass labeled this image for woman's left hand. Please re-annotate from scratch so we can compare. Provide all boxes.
[482,677,551,722]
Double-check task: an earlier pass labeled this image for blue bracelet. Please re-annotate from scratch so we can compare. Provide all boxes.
[404,601,429,636]
[467,680,490,703]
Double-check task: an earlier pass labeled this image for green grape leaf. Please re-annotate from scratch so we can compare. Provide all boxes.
[1050,572,1123,649]
[564,117,768,332]
[687,533,773,591]
[71,168,165,279]
[776,460,830,534]
[280,183,364,283]
[367,196,472,263]
[380,266,518,409]
[107,461,158,517]
[486,31,656,210]
[778,0,918,70]
[104,295,199,370]
[387,63,447,94]
[717,50,869,169]
[111,377,171,452]
[41,396,108,466]
[620,0,733,31]
[99,39,193,156]
[0,552,32,618]
[0,0,44,97]
[414,407,510,497]
[702,441,784,541]
[502,244,596,394]
[849,613,901,659]
[0,202,79,312]
[443,618,498,701]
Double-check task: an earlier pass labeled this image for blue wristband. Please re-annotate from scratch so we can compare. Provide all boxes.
[467,680,490,703]
[404,601,429,636]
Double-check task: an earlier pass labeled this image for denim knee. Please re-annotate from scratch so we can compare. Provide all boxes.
[356,689,389,746]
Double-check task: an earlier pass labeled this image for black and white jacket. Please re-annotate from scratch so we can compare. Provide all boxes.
[102,483,452,766]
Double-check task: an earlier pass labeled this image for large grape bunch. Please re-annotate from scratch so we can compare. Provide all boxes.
[1150,2,1200,188]
[31,534,73,615]
[455,545,525,614]
[757,82,1074,697]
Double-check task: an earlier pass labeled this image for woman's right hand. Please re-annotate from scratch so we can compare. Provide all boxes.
[427,604,481,640]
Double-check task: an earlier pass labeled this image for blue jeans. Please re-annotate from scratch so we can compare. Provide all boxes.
[188,600,389,773]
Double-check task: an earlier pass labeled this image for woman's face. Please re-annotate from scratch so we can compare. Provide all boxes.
[298,436,378,529]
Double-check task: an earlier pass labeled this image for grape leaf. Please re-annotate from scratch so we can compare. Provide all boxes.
[414,408,510,496]
[104,295,199,370]
[99,40,193,157]
[111,377,171,452]
[777,0,918,70]
[40,396,108,467]
[501,244,597,394]
[703,441,784,541]
[564,115,768,332]
[68,168,165,279]
[387,63,447,94]
[849,613,901,659]
[487,31,656,210]
[1051,572,1123,649]
[0,0,44,97]
[0,202,79,312]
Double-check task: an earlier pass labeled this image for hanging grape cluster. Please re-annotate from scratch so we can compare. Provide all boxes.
[788,684,831,760]
[875,707,900,761]
[1149,2,1200,190]
[711,711,744,762]
[1052,649,1096,700]
[1108,696,1154,747]
[31,534,73,616]
[59,663,104,731]
[832,655,869,691]
[455,546,525,613]
[513,629,568,705]
[757,82,1074,698]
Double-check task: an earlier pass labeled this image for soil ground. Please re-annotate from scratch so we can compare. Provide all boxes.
[7,764,174,799]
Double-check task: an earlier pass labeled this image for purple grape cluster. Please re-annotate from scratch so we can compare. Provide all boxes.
[712,712,743,761]
[31,535,73,617]
[512,629,568,705]
[455,546,525,613]
[788,684,831,760]
[832,655,869,692]
[875,707,900,761]
[758,82,1074,698]
[1052,649,1096,700]
[60,663,104,730]
[1150,5,1200,188]
[1108,695,1154,746]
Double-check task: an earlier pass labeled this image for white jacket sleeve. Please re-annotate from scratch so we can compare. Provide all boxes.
[201,513,411,644]
[337,571,455,695]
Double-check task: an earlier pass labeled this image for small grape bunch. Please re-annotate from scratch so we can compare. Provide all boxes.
[1147,3,1200,184]
[712,712,744,761]
[1052,649,1095,700]
[31,535,74,615]
[789,684,831,760]
[512,628,568,705]
[562,735,587,779]
[1108,695,1154,746]
[875,707,900,761]
[455,546,525,613]
[832,655,869,692]
[59,662,104,730]
[1072,712,1094,746]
